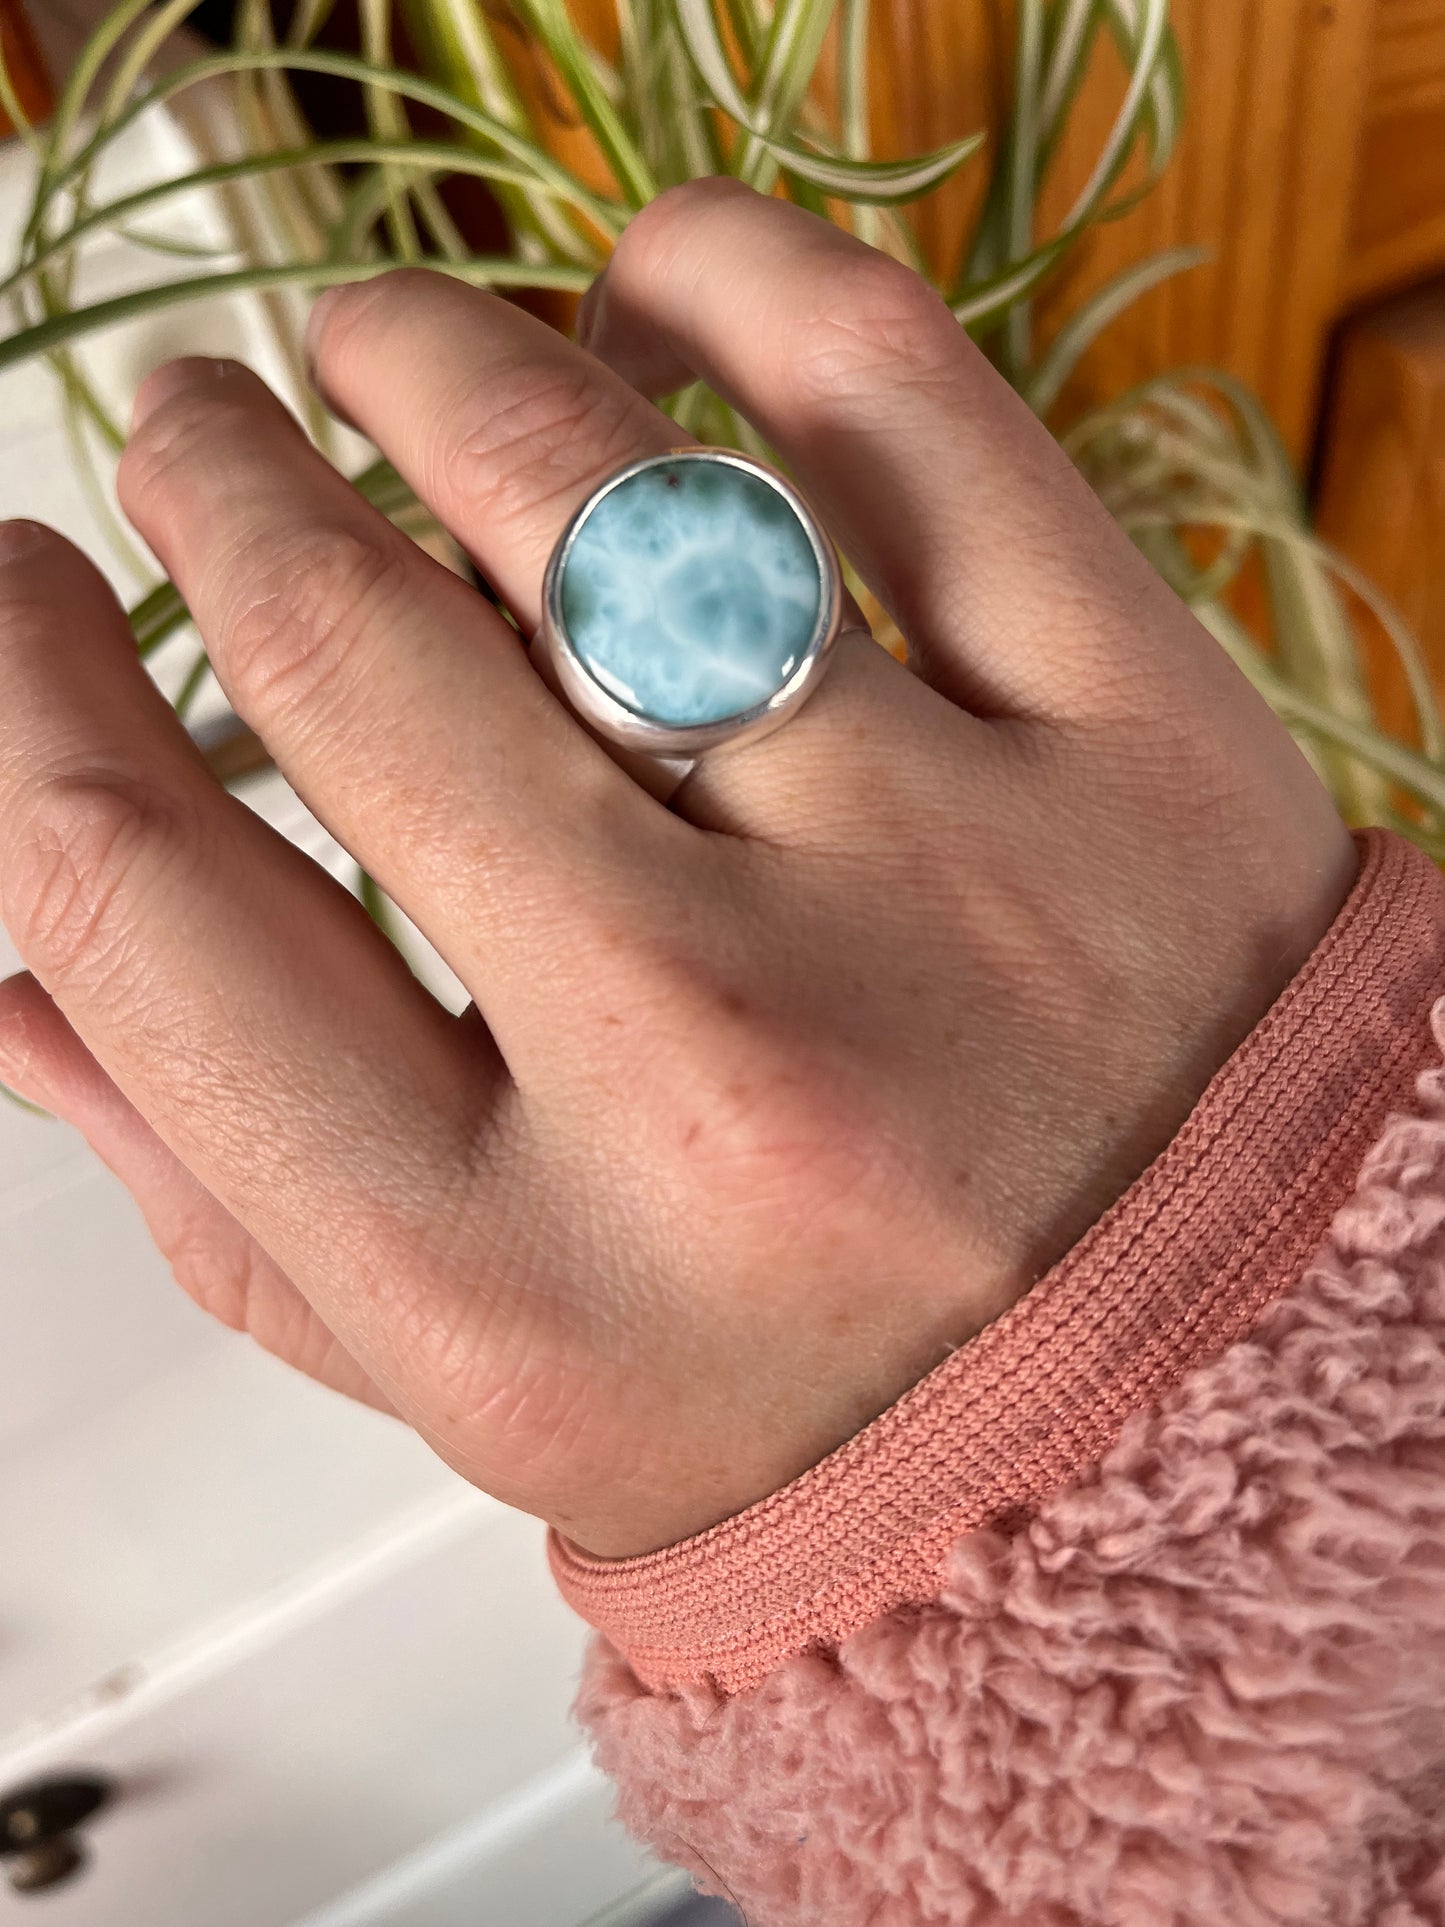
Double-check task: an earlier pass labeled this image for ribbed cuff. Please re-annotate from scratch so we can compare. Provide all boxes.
[550,830,1445,1697]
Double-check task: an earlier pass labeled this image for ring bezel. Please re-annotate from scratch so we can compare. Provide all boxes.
[537,446,844,759]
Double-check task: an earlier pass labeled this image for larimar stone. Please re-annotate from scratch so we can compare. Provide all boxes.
[558,457,824,727]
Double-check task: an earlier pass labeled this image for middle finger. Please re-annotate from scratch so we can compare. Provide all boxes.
[305,269,950,842]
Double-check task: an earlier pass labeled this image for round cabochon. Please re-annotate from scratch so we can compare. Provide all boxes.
[557,454,826,728]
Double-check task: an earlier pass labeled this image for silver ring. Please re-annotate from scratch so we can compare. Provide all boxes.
[536,447,845,779]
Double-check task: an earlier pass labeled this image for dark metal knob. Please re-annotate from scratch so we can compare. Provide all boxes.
[6,1838,87,1894]
[0,1776,113,1896]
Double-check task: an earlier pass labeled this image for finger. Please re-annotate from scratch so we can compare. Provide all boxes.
[577,178,1210,722]
[116,359,689,1067]
[303,268,970,842]
[305,270,669,636]
[0,971,390,1412]
[0,519,504,1413]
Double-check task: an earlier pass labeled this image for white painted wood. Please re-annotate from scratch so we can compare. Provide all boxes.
[294,1752,682,1927]
[0,1249,470,1747]
[0,1498,657,1925]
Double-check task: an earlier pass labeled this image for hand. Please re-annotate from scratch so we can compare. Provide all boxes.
[0,181,1354,1558]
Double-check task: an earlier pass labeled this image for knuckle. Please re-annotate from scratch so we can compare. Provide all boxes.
[613,175,751,277]
[0,524,71,608]
[789,256,961,408]
[219,523,411,718]
[435,363,648,533]
[165,1212,257,1332]
[0,562,70,650]
[311,267,446,367]
[2,769,202,986]
[118,381,246,522]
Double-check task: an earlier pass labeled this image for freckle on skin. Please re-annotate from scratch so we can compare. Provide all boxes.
[682,1120,701,1149]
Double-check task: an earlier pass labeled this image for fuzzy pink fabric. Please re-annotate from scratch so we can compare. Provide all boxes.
[554,833,1443,1693]
[570,833,1445,1925]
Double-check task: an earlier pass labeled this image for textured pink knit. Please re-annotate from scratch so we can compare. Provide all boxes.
[560,830,1445,1925]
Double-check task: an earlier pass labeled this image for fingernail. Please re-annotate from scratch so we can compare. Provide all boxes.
[574,267,608,351]
[305,284,345,365]
[130,356,239,433]
[0,1052,53,1118]
[0,519,52,566]
[0,983,49,1112]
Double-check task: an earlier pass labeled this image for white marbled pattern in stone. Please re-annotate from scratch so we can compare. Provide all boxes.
[558,457,823,727]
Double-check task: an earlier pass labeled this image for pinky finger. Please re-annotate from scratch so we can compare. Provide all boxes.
[0,972,392,1414]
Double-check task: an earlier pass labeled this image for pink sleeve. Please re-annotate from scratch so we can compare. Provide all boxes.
[551,829,1445,1927]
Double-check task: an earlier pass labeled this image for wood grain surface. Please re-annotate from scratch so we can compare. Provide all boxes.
[0,0,52,137]
[1344,0,1445,305]
[1316,277,1445,732]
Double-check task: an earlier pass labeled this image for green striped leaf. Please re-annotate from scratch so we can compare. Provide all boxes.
[1023,245,1206,415]
[3,139,616,301]
[674,0,981,205]
[0,255,594,382]
[775,131,983,203]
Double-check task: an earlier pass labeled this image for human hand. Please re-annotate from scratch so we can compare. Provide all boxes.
[0,181,1354,1557]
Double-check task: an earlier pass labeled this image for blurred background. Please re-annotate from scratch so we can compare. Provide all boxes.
[0,0,1441,1920]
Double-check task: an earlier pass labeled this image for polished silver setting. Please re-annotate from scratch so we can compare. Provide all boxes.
[537,446,845,763]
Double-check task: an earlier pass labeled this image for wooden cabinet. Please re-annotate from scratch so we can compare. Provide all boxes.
[878,0,1445,470]
[1034,0,1381,461]
[1316,281,1445,739]
[1344,0,1445,306]
[794,0,1445,691]
[0,0,49,139]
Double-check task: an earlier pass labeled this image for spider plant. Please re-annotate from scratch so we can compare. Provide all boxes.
[0,0,1439,863]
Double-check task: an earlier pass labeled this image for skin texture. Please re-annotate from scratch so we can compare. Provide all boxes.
[0,181,1354,1558]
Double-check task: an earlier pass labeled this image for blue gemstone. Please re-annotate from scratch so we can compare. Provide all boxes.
[558,457,824,728]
